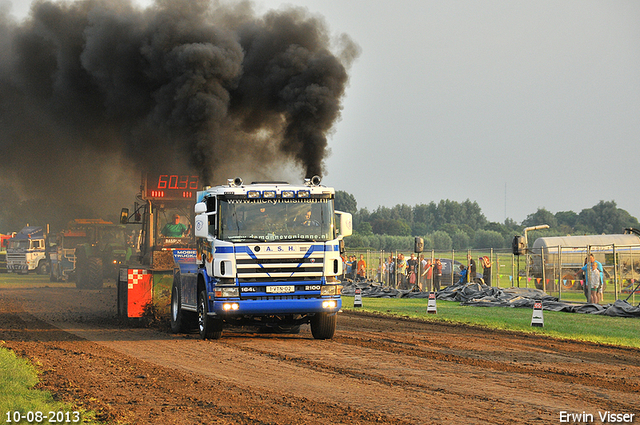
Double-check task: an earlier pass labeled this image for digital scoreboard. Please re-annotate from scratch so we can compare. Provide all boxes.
[144,172,199,201]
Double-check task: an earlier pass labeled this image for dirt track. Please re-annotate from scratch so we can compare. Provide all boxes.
[1,283,639,425]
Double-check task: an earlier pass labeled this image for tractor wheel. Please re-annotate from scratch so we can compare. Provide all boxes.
[310,312,337,340]
[49,263,58,282]
[197,289,222,340]
[75,258,87,289]
[87,258,104,289]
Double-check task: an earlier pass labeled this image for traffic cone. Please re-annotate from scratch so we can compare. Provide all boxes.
[531,300,544,327]
[427,291,437,314]
[354,288,363,308]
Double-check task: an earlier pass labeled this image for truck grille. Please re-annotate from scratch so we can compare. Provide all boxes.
[235,252,324,282]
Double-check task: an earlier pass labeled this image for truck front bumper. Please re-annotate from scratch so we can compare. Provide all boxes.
[208,296,341,316]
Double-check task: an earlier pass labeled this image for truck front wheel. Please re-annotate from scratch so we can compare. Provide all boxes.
[310,312,337,340]
[36,260,49,275]
[197,289,222,340]
[171,282,196,333]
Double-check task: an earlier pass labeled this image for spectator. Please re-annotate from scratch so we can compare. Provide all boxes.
[458,264,468,285]
[578,256,588,301]
[387,255,395,287]
[421,255,432,292]
[588,260,604,304]
[407,253,419,290]
[480,256,492,286]
[350,255,357,280]
[396,253,408,289]
[467,254,476,283]
[376,259,386,282]
[433,258,443,292]
[346,255,354,280]
[581,254,604,304]
[357,254,367,281]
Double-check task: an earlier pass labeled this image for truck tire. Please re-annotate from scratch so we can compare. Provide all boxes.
[310,312,337,340]
[36,260,49,275]
[87,258,104,289]
[170,282,196,333]
[197,289,222,340]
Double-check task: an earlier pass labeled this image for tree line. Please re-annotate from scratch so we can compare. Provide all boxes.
[334,191,640,252]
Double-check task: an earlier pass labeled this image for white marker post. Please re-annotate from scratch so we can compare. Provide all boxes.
[354,288,363,308]
[531,300,544,327]
[427,292,437,314]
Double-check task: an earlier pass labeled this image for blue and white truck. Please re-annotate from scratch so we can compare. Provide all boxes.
[170,177,352,340]
[6,226,49,274]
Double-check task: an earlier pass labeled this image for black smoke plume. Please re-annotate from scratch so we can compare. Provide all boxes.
[0,0,359,231]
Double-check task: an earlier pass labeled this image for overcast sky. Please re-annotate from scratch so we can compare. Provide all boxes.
[7,0,640,224]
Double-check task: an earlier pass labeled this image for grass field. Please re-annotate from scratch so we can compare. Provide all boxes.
[0,273,72,287]
[0,347,69,418]
[342,295,640,348]
[0,345,97,424]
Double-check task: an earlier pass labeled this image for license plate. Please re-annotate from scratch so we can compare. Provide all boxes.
[266,285,295,294]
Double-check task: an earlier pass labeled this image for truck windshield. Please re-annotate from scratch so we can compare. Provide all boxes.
[98,228,126,248]
[8,240,29,249]
[62,236,89,249]
[219,199,334,242]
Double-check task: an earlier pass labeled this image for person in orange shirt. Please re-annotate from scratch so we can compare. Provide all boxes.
[357,254,367,281]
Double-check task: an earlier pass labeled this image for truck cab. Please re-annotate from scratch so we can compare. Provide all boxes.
[6,226,49,274]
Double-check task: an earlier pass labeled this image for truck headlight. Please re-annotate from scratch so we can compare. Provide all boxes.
[322,300,337,309]
[215,287,239,298]
[321,285,342,296]
[222,303,239,311]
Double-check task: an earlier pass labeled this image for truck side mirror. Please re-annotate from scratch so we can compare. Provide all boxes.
[120,208,129,225]
[194,202,212,238]
[336,211,352,238]
[194,202,207,215]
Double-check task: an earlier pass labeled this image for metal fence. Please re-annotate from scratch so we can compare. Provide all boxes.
[342,246,640,304]
[527,243,640,303]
